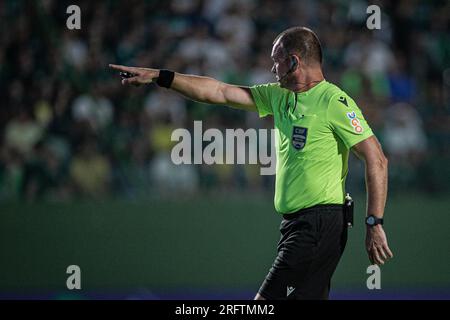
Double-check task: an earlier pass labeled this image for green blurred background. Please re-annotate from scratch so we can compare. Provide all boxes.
[1,192,449,299]
[1,0,449,299]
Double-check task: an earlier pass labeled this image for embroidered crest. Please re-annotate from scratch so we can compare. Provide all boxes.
[292,126,308,150]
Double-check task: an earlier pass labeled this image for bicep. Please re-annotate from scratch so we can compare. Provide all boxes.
[221,84,257,112]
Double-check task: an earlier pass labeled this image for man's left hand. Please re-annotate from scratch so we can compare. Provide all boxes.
[366,225,393,265]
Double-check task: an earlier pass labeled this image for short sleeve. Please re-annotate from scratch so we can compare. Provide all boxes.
[250,83,279,118]
[327,92,374,149]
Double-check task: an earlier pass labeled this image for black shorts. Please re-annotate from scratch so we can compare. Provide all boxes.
[258,204,348,300]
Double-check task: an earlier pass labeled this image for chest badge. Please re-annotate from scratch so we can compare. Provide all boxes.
[292,126,308,150]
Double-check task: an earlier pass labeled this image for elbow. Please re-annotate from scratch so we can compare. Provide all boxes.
[382,153,388,168]
[377,153,388,172]
[366,152,388,172]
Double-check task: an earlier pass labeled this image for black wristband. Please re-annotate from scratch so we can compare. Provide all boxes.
[156,69,175,88]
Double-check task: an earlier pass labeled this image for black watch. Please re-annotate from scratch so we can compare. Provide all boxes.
[365,215,384,227]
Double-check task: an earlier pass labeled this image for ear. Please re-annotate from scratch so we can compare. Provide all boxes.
[291,56,298,69]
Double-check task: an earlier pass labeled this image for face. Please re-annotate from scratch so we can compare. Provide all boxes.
[271,40,291,86]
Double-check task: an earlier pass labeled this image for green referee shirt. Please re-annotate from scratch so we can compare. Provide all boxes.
[250,80,373,214]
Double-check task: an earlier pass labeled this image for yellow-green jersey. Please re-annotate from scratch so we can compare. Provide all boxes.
[250,80,374,214]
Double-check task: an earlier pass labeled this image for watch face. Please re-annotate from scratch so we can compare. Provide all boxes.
[366,216,375,225]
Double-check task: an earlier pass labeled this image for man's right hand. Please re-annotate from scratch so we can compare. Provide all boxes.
[109,64,159,86]
[109,64,257,112]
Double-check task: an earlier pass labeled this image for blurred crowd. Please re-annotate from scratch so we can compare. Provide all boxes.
[0,0,449,202]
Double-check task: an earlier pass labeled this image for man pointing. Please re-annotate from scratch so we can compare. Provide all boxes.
[110,26,393,300]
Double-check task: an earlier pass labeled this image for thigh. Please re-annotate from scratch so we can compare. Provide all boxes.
[294,211,348,299]
[258,215,319,300]
[259,211,348,300]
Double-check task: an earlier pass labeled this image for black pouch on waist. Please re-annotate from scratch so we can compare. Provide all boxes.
[344,193,354,228]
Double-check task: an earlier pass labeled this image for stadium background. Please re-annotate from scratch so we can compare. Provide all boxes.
[0,0,449,299]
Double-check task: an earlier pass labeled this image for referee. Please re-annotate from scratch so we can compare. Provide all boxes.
[109,26,393,300]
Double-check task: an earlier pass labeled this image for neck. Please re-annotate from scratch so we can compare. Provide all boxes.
[290,67,324,93]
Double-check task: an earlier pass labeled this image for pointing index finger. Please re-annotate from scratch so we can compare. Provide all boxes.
[109,64,137,73]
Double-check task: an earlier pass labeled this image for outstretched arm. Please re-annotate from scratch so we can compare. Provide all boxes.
[108,64,257,112]
[352,135,394,265]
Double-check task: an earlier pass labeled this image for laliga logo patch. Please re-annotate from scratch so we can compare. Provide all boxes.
[346,112,363,133]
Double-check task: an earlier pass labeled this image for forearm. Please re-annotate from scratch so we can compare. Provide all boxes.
[364,156,393,265]
[351,133,393,265]
[170,72,226,105]
[364,157,388,218]
[109,64,255,111]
